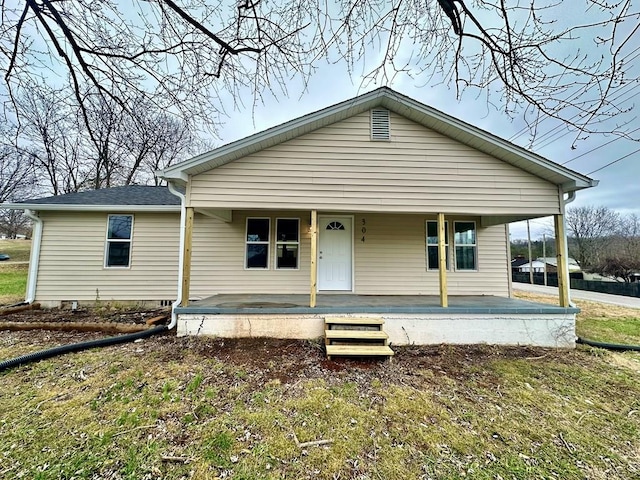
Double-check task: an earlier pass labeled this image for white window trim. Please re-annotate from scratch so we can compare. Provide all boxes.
[275,217,300,270]
[104,214,134,269]
[453,220,478,271]
[426,220,449,271]
[245,217,271,270]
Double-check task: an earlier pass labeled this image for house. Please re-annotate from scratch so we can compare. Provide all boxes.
[4,87,598,347]
[4,186,182,306]
[510,255,530,272]
[515,259,546,273]
[514,257,581,274]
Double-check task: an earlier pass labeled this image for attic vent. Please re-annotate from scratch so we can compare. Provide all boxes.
[371,109,390,140]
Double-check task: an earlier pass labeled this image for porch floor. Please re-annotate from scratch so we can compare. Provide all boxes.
[176,294,578,315]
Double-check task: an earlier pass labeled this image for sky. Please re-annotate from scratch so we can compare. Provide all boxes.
[6,1,638,241]
[208,54,640,241]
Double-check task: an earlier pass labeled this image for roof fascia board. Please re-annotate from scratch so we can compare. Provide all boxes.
[156,169,189,183]
[2,204,180,212]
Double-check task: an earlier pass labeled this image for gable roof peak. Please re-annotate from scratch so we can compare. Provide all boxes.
[158,88,596,193]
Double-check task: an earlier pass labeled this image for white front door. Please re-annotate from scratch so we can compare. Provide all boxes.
[318,216,353,291]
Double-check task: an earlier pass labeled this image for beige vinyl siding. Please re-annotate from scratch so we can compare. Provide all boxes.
[354,213,508,296]
[190,211,311,297]
[189,112,560,215]
[190,211,508,297]
[36,211,180,303]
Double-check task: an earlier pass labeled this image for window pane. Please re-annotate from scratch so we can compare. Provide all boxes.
[246,244,268,268]
[247,219,270,242]
[107,242,130,267]
[277,244,298,269]
[428,245,449,270]
[456,246,476,270]
[454,222,475,245]
[276,219,299,242]
[108,215,132,240]
[427,221,448,244]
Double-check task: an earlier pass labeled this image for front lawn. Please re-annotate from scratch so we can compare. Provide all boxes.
[1,331,639,479]
[0,264,28,305]
[514,290,640,345]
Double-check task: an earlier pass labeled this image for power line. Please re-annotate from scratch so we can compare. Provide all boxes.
[586,146,640,175]
[508,45,640,145]
[562,125,640,165]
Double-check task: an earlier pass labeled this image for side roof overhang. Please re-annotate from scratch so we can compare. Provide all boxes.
[158,87,597,193]
[2,186,181,213]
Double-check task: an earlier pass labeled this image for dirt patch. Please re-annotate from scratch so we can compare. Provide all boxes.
[0,307,584,390]
[1,306,168,325]
[0,327,575,392]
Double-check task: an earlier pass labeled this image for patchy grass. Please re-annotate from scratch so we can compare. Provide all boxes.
[0,264,28,305]
[1,333,639,479]
[0,239,31,305]
[514,290,640,344]
[0,239,31,262]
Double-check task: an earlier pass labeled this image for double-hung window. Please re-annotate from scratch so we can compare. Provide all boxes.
[426,221,449,270]
[454,221,477,270]
[275,218,299,269]
[105,214,133,268]
[427,220,477,271]
[245,218,270,269]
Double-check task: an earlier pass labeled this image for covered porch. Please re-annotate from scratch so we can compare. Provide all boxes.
[175,293,579,347]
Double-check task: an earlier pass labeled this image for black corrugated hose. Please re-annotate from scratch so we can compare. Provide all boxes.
[576,337,640,352]
[0,325,168,372]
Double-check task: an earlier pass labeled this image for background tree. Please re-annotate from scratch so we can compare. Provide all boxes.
[588,213,640,282]
[0,209,31,239]
[0,128,35,239]
[565,205,620,269]
[13,86,202,195]
[2,0,638,145]
[0,142,34,203]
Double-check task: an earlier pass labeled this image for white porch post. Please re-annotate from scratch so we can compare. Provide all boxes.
[554,213,570,307]
[181,207,194,307]
[310,210,318,308]
[438,212,448,308]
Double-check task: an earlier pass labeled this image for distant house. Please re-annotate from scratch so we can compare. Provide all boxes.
[515,257,581,274]
[3,88,598,347]
[510,255,530,272]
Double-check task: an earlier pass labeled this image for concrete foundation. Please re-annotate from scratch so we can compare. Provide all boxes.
[177,312,576,348]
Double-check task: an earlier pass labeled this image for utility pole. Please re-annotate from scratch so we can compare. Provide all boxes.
[527,220,534,284]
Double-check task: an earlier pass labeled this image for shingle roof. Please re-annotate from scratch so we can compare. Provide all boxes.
[5,186,181,211]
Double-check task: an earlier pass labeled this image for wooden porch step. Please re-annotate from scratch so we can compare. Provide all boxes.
[324,316,384,326]
[325,330,389,341]
[325,345,394,358]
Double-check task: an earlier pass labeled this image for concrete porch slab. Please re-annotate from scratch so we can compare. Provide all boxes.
[176,294,578,315]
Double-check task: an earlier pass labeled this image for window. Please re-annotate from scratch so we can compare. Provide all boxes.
[454,221,477,270]
[326,221,345,230]
[276,218,299,269]
[105,215,133,268]
[245,218,270,269]
[426,221,449,270]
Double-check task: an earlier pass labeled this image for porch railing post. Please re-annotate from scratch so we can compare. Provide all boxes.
[310,210,318,308]
[181,207,194,307]
[438,212,448,308]
[554,213,569,307]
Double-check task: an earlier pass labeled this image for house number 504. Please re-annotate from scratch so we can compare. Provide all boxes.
[361,218,366,242]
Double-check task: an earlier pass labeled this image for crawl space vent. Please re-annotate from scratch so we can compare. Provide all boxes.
[370,108,390,140]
